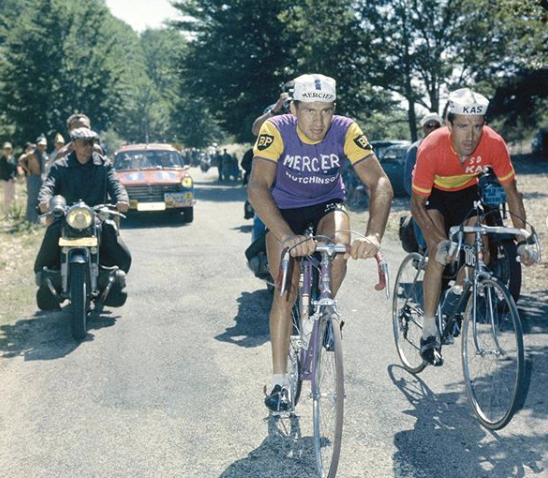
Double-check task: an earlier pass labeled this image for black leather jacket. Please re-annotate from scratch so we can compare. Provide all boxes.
[38,151,128,206]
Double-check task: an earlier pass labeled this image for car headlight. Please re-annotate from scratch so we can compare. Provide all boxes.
[66,205,94,230]
[181,177,193,188]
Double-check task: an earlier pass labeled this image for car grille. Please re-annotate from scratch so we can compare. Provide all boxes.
[125,184,181,202]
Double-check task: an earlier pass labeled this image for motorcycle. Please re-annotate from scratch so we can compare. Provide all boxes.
[37,196,128,340]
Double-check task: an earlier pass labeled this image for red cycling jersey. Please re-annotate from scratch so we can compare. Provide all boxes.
[412,125,516,197]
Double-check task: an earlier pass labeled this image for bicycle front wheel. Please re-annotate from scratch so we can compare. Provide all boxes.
[313,307,344,478]
[462,277,524,430]
[392,252,427,374]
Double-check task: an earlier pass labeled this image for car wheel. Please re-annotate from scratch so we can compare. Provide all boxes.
[183,207,194,223]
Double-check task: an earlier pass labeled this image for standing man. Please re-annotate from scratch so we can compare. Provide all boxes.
[411,88,534,366]
[248,74,393,412]
[0,142,18,217]
[19,135,48,223]
[45,132,65,174]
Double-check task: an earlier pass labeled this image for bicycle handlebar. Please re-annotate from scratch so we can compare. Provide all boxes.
[277,241,390,299]
[448,223,541,264]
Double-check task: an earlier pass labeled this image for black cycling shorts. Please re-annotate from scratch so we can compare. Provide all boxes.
[279,199,347,236]
[426,185,479,234]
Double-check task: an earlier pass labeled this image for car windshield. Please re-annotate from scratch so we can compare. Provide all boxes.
[114,150,183,171]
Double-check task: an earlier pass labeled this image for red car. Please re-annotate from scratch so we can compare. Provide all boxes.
[114,144,195,223]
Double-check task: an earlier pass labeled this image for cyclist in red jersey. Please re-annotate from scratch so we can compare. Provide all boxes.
[411,87,534,366]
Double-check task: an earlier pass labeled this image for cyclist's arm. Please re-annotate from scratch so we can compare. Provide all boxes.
[247,158,293,244]
[353,155,393,243]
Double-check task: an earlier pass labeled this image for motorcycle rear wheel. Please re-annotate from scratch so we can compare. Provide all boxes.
[70,262,88,340]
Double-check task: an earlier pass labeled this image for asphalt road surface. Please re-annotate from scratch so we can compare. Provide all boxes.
[1,168,547,478]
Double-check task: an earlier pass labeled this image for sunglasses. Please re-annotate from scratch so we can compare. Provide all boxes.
[76,139,96,147]
[424,122,441,129]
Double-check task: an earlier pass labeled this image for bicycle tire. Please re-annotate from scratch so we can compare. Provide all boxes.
[392,252,427,374]
[313,306,344,478]
[461,277,524,430]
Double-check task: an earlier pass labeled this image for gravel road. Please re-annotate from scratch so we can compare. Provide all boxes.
[1,168,547,478]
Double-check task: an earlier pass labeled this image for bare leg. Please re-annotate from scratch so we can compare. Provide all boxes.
[316,209,351,297]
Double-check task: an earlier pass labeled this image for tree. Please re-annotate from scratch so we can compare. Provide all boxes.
[171,0,296,143]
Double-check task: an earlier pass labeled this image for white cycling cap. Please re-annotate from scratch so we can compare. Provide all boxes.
[448,88,489,115]
[293,74,336,103]
[420,112,443,127]
[70,128,99,141]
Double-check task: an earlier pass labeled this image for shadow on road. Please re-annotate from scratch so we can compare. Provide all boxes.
[0,307,119,361]
[388,364,546,478]
[218,415,317,478]
[215,289,271,347]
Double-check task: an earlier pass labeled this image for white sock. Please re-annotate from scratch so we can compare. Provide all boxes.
[270,373,288,389]
[422,316,439,339]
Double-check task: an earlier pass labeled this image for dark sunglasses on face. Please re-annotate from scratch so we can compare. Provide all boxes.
[77,139,96,147]
[424,122,441,129]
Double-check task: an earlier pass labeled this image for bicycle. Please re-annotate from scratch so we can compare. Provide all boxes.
[392,207,541,429]
[278,231,389,478]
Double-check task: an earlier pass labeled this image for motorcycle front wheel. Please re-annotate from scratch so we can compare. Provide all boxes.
[70,262,88,340]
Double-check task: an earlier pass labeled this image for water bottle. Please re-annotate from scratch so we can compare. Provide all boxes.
[441,285,463,317]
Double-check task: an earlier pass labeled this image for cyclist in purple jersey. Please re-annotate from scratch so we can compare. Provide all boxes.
[248,73,393,412]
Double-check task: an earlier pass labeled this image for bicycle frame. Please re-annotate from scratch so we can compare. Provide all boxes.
[297,244,345,384]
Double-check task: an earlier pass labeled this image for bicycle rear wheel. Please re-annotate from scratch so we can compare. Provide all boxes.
[461,277,524,430]
[392,252,427,374]
[313,306,344,478]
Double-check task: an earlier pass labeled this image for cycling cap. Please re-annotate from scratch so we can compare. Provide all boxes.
[70,128,99,141]
[420,112,443,127]
[54,132,65,145]
[293,74,336,103]
[448,88,489,115]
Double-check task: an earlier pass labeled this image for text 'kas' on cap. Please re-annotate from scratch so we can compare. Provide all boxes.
[448,88,489,115]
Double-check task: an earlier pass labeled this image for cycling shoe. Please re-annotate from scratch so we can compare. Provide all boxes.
[264,384,290,413]
[420,336,443,366]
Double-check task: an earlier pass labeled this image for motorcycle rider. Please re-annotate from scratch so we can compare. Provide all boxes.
[34,128,131,310]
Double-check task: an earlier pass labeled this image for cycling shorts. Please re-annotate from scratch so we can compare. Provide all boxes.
[426,185,479,234]
[280,199,347,235]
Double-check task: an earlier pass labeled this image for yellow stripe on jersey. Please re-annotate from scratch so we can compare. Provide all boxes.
[498,168,515,183]
[344,122,374,164]
[433,174,477,190]
[253,120,285,162]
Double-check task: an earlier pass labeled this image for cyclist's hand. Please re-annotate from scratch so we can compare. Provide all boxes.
[282,235,315,257]
[39,201,50,214]
[116,201,129,213]
[345,235,380,260]
[517,244,538,266]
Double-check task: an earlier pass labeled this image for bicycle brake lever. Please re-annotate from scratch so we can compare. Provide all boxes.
[374,252,390,299]
[277,248,291,296]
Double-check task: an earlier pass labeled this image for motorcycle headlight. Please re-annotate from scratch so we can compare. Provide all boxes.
[181,177,193,189]
[66,205,94,230]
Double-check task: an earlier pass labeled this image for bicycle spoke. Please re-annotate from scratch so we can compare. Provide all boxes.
[462,278,524,429]
[313,310,344,478]
[393,252,427,374]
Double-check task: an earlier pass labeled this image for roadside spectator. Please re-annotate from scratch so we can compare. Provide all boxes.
[221,148,232,181]
[45,132,65,174]
[241,147,253,185]
[251,80,295,136]
[19,135,48,223]
[0,142,17,217]
[403,112,443,247]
